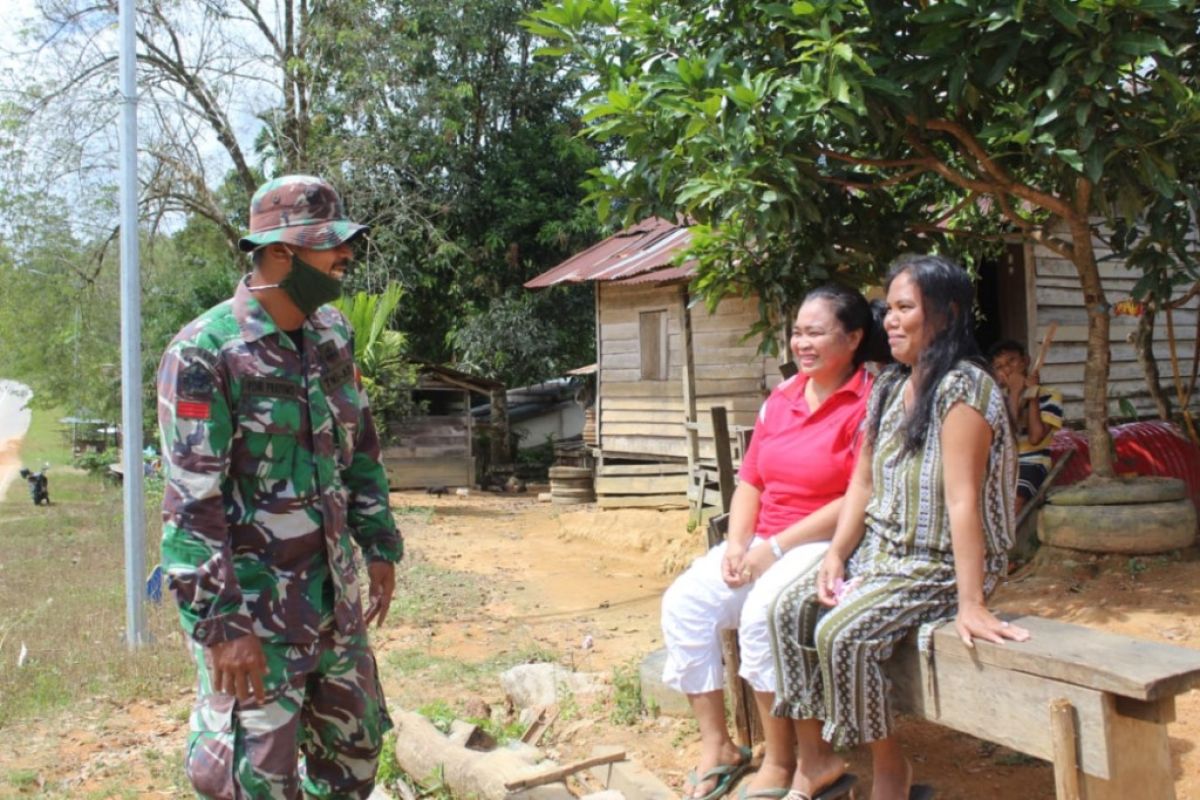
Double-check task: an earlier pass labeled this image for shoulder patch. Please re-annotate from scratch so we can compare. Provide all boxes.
[318,340,341,365]
[178,362,215,401]
[321,360,355,395]
[179,346,219,371]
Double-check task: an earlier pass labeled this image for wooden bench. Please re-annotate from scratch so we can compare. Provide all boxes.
[890,614,1200,799]
[705,514,1200,798]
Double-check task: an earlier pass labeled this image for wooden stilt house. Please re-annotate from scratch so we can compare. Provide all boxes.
[525,218,788,509]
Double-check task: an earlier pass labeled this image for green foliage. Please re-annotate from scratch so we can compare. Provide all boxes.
[305,0,603,383]
[610,662,653,725]
[449,285,595,386]
[332,284,419,435]
[71,450,119,475]
[532,0,1200,471]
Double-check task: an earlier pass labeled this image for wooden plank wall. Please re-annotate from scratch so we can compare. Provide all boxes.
[597,282,784,461]
[1031,238,1200,422]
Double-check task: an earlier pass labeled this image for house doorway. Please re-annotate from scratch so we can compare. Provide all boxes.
[975,242,1029,355]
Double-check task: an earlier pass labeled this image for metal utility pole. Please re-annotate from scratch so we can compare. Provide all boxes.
[119,0,147,647]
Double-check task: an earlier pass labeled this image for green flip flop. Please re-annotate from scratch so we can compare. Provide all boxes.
[684,746,753,800]
[737,786,791,800]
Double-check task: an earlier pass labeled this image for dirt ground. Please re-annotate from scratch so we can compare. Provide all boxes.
[3,488,1200,798]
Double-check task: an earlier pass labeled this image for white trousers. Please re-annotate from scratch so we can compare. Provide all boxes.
[660,537,828,695]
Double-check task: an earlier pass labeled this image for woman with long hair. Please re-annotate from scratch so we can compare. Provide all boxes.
[769,255,1030,800]
[662,284,888,800]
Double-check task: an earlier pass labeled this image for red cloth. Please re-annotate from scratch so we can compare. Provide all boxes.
[1050,421,1200,511]
[738,367,872,537]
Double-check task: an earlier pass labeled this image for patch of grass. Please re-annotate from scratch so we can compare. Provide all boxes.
[672,718,699,747]
[610,661,655,725]
[0,468,191,729]
[18,405,72,469]
[389,560,490,624]
[1127,557,1150,579]
[395,504,436,524]
[418,699,458,733]
[6,768,39,789]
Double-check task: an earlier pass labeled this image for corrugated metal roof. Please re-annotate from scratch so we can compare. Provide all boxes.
[524,217,695,288]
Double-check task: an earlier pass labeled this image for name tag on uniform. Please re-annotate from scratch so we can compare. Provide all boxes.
[243,377,303,400]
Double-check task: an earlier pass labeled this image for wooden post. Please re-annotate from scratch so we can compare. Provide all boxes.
[711,406,735,513]
[681,287,700,511]
[1049,698,1081,800]
[1080,696,1176,800]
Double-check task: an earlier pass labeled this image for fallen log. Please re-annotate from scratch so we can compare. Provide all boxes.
[391,710,573,800]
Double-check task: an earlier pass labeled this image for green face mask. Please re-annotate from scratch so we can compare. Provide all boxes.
[277,249,343,315]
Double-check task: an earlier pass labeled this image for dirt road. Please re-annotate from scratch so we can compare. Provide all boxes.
[3,488,1200,798]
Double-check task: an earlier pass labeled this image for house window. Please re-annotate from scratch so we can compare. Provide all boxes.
[639,310,668,381]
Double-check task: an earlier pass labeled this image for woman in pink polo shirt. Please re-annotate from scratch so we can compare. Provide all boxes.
[661,284,888,800]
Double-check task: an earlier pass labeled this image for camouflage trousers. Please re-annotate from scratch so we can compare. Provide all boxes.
[185,629,392,799]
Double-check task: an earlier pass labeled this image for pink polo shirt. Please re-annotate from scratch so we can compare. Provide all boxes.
[737,367,872,537]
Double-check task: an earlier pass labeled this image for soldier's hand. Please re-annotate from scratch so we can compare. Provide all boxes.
[207,636,267,705]
[365,561,396,628]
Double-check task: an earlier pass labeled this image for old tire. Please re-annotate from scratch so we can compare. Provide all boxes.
[1047,476,1187,506]
[549,466,593,479]
[1038,499,1196,554]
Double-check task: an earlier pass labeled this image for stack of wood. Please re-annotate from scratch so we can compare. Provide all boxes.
[594,463,688,509]
[549,465,595,505]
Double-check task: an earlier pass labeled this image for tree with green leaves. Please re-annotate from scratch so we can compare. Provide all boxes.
[308,0,604,373]
[530,0,1200,477]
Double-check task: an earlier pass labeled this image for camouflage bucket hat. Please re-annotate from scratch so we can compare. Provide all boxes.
[238,175,368,253]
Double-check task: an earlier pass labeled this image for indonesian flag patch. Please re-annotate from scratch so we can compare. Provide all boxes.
[177,400,211,420]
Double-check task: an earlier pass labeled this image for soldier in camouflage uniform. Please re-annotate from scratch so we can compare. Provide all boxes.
[158,175,403,799]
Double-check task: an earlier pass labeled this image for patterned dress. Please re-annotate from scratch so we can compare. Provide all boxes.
[769,361,1016,747]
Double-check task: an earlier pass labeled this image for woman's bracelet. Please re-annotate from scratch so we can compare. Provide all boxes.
[769,537,784,560]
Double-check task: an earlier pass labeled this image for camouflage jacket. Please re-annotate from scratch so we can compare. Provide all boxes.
[158,278,402,647]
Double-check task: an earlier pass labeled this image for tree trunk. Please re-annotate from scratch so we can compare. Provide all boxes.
[490,387,511,468]
[1071,220,1116,477]
[1133,308,1172,421]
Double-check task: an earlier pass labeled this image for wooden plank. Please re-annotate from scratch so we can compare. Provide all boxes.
[601,397,685,412]
[602,367,667,383]
[601,380,685,399]
[602,436,689,459]
[890,635,1113,778]
[601,422,689,436]
[926,616,1200,702]
[596,494,689,509]
[694,378,766,396]
[385,457,474,489]
[597,463,689,476]
[601,409,691,424]
[595,475,688,495]
[1036,258,1156,281]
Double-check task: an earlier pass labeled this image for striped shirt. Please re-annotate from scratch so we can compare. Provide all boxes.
[864,361,1017,563]
[1017,385,1064,470]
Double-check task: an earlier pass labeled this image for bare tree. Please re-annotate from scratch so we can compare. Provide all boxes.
[2,0,315,253]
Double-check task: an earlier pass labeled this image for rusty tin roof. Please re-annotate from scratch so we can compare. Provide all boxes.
[524,217,696,288]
